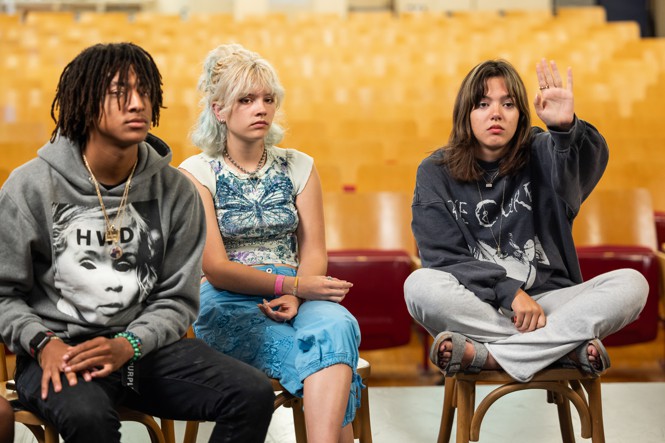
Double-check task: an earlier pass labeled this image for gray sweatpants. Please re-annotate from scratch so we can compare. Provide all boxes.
[404,268,649,382]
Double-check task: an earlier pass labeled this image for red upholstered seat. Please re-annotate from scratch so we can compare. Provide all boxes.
[576,245,660,346]
[328,249,414,350]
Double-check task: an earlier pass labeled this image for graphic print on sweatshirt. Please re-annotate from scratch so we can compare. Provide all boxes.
[51,201,163,326]
[449,180,550,290]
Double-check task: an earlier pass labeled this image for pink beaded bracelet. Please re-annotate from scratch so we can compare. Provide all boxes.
[274,275,285,295]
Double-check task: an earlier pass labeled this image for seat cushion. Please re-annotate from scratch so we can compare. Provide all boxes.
[576,245,660,346]
[328,249,414,350]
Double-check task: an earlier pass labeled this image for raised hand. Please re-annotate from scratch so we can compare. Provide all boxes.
[534,58,574,130]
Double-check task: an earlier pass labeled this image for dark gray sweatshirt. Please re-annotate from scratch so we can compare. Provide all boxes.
[412,119,609,310]
[0,134,205,357]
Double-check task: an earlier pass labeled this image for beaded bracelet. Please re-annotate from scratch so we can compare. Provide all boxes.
[115,331,142,362]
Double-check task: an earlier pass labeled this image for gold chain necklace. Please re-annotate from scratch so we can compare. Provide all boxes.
[476,178,506,256]
[223,146,267,177]
[82,154,138,260]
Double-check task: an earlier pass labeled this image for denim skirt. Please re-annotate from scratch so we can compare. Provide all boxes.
[194,264,363,426]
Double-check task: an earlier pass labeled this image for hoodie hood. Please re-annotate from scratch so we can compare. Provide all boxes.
[37,133,173,194]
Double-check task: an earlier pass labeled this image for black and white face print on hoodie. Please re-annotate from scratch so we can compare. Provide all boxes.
[50,200,163,326]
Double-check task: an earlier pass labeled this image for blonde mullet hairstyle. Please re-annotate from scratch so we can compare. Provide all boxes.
[190,44,285,156]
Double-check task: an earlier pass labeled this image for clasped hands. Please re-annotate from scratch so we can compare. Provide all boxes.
[258,275,353,323]
[37,336,134,399]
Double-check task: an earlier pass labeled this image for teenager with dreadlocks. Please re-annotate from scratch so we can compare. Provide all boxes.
[0,42,274,443]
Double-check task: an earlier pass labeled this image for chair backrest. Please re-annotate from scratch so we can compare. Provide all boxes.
[573,187,657,249]
[573,188,661,346]
[329,250,413,350]
[323,191,416,255]
[656,211,665,251]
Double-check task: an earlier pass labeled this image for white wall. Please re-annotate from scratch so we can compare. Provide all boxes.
[395,0,552,13]
[170,0,346,17]
[153,0,185,13]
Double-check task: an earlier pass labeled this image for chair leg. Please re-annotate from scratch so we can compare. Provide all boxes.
[582,378,606,443]
[161,418,176,443]
[552,386,576,443]
[437,377,456,443]
[21,422,59,443]
[454,379,473,443]
[183,421,201,443]
[44,426,59,443]
[291,397,308,443]
[356,385,372,443]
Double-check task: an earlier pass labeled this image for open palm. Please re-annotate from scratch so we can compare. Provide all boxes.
[534,59,575,130]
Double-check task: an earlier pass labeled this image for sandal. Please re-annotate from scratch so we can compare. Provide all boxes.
[576,338,611,376]
[555,338,611,376]
[429,331,488,376]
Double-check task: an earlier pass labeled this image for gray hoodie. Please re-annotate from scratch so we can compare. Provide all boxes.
[0,133,205,357]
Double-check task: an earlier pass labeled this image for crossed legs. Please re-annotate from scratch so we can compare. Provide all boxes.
[405,268,648,381]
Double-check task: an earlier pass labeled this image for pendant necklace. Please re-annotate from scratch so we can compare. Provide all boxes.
[476,178,506,256]
[481,168,500,188]
[82,154,137,260]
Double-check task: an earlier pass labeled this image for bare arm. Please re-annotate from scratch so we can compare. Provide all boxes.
[179,167,351,300]
[293,165,327,277]
[179,168,278,295]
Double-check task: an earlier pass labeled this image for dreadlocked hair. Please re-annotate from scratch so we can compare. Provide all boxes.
[50,42,163,148]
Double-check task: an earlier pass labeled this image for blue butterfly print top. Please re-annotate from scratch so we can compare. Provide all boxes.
[209,150,301,267]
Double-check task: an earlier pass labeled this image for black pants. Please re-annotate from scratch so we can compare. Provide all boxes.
[15,338,274,443]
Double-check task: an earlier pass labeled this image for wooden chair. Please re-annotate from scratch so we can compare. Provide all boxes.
[1,342,168,443]
[438,368,606,443]
[271,358,372,443]
[180,358,373,443]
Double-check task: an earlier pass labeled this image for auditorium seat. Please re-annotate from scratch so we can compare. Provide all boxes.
[322,191,417,350]
[323,191,416,255]
[355,163,418,194]
[655,211,665,252]
[329,249,414,350]
[573,188,662,346]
